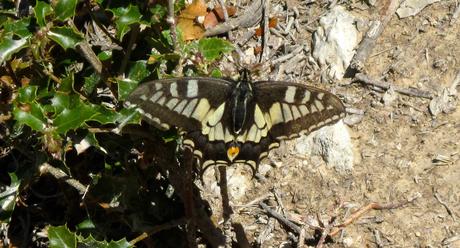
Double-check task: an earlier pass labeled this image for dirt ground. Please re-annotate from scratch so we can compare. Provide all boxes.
[199,1,460,247]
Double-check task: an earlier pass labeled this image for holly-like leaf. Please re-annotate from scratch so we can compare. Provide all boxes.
[54,0,78,21]
[110,5,143,40]
[198,38,234,62]
[117,78,138,101]
[13,103,47,131]
[2,17,32,38]
[80,235,131,248]
[48,27,83,50]
[17,85,38,103]
[0,173,20,222]
[97,50,112,61]
[127,60,150,82]
[48,225,77,248]
[82,73,101,95]
[53,100,97,134]
[49,92,72,114]
[117,60,151,100]
[34,1,52,27]
[0,35,29,64]
[57,73,74,93]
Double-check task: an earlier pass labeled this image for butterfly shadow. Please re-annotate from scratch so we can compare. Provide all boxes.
[124,124,229,247]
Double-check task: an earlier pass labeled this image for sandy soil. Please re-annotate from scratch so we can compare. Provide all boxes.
[200,1,460,247]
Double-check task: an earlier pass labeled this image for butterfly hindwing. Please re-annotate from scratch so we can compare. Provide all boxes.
[125,77,235,132]
[253,81,346,140]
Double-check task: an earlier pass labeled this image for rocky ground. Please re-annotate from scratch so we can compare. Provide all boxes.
[199,1,460,247]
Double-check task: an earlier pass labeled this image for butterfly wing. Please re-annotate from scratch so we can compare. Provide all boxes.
[126,77,240,170]
[253,81,346,140]
[125,77,235,132]
[228,81,346,167]
[126,77,346,174]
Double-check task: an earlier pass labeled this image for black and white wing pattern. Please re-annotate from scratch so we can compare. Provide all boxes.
[125,77,234,132]
[253,81,345,141]
[219,81,346,172]
[125,71,346,174]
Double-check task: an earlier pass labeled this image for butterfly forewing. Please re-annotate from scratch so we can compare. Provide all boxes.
[125,77,235,132]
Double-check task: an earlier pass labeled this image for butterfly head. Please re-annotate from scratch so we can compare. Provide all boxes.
[227,142,240,162]
[239,68,252,83]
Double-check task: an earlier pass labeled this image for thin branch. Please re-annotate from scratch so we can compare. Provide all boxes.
[354,73,433,99]
[167,0,177,48]
[204,0,263,37]
[434,192,457,221]
[119,24,139,75]
[329,194,421,236]
[217,0,229,21]
[68,20,103,75]
[260,0,270,62]
[349,0,400,72]
[130,218,187,245]
[259,202,301,234]
[39,163,87,195]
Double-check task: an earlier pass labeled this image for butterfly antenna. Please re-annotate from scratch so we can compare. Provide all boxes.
[240,68,252,82]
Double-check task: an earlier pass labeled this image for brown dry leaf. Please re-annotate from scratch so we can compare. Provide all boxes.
[203,11,218,29]
[255,17,278,36]
[212,6,237,20]
[254,45,263,55]
[177,0,207,41]
[203,6,237,29]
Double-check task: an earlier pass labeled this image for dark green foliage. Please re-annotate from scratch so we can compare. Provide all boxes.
[0,0,234,247]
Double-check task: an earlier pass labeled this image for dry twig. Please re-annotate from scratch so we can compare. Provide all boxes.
[451,2,460,25]
[434,192,457,221]
[329,194,421,236]
[350,0,400,72]
[39,163,88,195]
[260,194,420,246]
[204,0,263,37]
[130,218,187,245]
[167,0,177,47]
[260,0,271,62]
[259,202,301,233]
[354,73,433,99]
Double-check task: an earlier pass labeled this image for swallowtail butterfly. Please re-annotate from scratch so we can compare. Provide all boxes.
[125,69,346,173]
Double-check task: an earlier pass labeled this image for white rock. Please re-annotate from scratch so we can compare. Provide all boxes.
[295,121,354,173]
[312,6,360,81]
[382,86,397,106]
[397,0,441,18]
[202,165,252,201]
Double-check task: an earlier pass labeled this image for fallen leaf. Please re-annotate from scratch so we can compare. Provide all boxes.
[255,17,278,36]
[212,6,237,20]
[203,6,237,29]
[203,11,218,29]
[177,0,207,40]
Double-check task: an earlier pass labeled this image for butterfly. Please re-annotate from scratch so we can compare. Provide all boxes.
[125,69,346,173]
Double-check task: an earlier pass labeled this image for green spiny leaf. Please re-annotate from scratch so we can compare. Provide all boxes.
[0,35,29,63]
[48,27,83,50]
[110,5,143,40]
[54,0,78,21]
[198,38,234,62]
[48,225,77,248]
[34,1,52,27]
